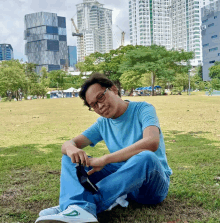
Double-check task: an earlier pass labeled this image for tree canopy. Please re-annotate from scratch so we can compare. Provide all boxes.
[119,45,194,95]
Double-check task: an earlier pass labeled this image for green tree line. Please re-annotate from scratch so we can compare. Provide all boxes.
[77,44,220,95]
[0,60,83,101]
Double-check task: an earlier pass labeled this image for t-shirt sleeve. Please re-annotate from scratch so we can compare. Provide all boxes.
[81,121,103,147]
[139,103,160,132]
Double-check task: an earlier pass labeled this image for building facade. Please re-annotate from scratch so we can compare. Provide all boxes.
[129,0,213,67]
[24,12,68,73]
[0,44,14,61]
[201,0,220,81]
[68,46,77,69]
[129,0,172,49]
[76,0,113,62]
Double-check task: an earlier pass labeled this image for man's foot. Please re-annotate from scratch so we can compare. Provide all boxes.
[35,205,98,223]
[39,205,61,216]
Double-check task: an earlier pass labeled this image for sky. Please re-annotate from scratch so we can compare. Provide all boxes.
[0,0,130,62]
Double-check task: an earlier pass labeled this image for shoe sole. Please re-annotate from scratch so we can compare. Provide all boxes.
[36,220,98,223]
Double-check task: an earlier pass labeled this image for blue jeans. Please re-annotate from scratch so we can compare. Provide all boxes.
[59,151,170,218]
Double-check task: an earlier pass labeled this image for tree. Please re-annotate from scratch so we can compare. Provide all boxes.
[210,78,220,90]
[76,45,137,91]
[209,63,220,79]
[23,62,38,99]
[48,70,67,89]
[0,60,27,101]
[119,45,194,96]
[196,65,203,80]
[120,71,143,94]
[39,67,49,98]
[64,75,84,89]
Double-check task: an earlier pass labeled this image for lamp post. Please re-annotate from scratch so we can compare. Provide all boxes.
[188,69,191,96]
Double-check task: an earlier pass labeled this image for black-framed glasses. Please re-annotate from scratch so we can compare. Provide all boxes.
[89,88,109,111]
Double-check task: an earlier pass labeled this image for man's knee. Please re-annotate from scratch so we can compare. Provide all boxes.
[137,150,157,159]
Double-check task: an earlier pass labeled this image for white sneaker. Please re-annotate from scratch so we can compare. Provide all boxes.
[35,205,98,223]
[39,205,61,216]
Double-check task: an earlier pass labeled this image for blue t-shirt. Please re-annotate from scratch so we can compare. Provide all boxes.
[82,101,172,176]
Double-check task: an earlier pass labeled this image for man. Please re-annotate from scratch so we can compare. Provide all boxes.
[36,73,172,223]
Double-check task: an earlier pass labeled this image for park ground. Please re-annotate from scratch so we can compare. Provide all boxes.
[0,91,219,223]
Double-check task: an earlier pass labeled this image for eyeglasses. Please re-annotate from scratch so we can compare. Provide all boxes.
[89,88,109,111]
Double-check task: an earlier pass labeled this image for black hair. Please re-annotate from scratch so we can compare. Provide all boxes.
[79,72,121,107]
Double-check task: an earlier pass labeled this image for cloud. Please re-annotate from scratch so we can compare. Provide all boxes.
[0,0,130,61]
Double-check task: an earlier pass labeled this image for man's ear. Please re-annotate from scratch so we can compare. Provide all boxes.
[110,85,118,95]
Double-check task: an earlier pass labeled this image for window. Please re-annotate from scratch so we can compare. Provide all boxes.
[208,23,214,27]
[209,47,218,52]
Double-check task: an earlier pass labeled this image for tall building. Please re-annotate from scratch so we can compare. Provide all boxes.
[201,0,220,81]
[76,0,113,62]
[68,46,77,69]
[0,44,14,61]
[129,0,172,49]
[129,0,213,67]
[24,12,68,73]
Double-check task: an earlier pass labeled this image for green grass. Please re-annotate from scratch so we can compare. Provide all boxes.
[0,92,220,223]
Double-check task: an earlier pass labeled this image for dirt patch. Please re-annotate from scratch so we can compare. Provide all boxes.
[97,196,218,223]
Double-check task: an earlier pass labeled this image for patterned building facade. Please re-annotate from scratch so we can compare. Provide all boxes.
[24,12,68,73]
[0,44,14,61]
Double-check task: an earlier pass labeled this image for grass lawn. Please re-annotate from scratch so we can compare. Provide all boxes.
[0,92,219,223]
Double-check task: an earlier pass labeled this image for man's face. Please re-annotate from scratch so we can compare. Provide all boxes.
[85,83,119,118]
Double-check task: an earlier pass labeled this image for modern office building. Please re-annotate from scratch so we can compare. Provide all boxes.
[201,0,220,81]
[129,0,213,67]
[76,0,113,62]
[68,46,77,69]
[0,44,14,61]
[24,12,68,73]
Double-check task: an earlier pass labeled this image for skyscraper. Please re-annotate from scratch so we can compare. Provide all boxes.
[68,46,77,69]
[0,44,14,61]
[76,0,113,62]
[24,12,68,73]
[129,0,213,67]
[201,0,220,81]
[129,0,172,49]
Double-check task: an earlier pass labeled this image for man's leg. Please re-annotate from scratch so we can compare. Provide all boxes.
[93,150,170,213]
[59,154,124,218]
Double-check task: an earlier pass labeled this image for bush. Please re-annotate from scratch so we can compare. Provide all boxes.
[0,97,8,102]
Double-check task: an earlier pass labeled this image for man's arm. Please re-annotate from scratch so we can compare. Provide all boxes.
[62,134,92,167]
[104,125,159,164]
[87,126,160,175]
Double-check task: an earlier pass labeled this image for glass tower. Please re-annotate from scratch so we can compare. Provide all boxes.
[24,12,68,73]
[76,0,113,62]
[0,44,14,61]
[68,46,77,69]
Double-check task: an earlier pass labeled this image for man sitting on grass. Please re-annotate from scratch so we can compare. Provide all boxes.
[35,73,172,223]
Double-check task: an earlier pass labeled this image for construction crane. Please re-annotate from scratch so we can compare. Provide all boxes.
[116,25,125,46]
[71,17,84,62]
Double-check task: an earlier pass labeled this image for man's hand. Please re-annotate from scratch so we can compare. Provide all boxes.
[87,156,107,176]
[66,147,89,167]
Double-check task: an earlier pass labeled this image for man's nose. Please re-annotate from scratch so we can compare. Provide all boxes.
[97,101,104,110]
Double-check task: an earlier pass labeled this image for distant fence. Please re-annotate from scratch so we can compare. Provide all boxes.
[205,90,220,96]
